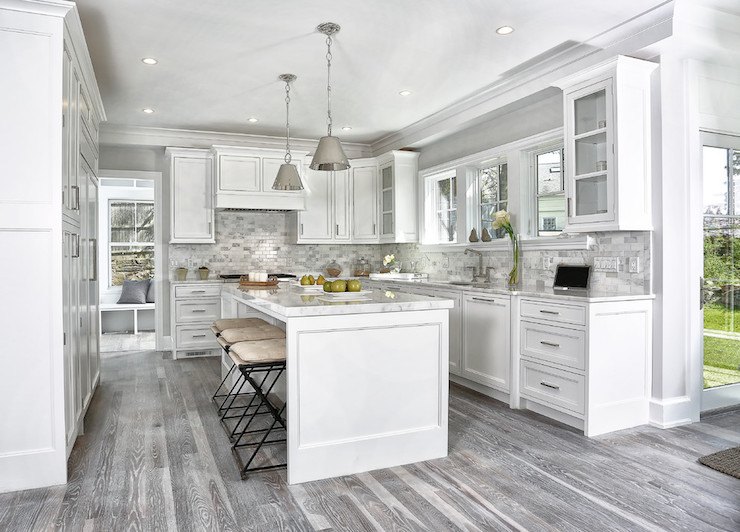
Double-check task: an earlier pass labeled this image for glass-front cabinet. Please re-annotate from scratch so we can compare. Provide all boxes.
[556,55,657,232]
[380,163,394,237]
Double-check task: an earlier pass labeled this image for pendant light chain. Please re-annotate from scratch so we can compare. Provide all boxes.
[284,79,292,164]
[326,33,333,137]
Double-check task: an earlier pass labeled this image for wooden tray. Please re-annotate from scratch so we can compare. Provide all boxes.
[239,277,280,288]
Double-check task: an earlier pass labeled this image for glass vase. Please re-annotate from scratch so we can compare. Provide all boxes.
[508,234,520,288]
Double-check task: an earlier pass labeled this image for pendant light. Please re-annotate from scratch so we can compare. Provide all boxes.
[310,22,350,171]
[272,73,304,190]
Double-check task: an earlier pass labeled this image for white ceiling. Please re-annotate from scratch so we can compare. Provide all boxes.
[76,0,668,144]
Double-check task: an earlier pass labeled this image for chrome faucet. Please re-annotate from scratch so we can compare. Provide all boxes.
[464,248,487,283]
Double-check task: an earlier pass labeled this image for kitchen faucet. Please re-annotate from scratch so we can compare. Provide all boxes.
[464,248,488,283]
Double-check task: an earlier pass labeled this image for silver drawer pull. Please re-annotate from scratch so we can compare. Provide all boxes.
[192,334,206,338]
[192,290,206,293]
[539,310,560,315]
[192,309,206,313]
[540,381,560,390]
[540,341,560,348]
[473,297,496,303]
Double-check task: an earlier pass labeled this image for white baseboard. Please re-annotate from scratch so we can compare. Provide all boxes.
[649,395,696,429]
[450,374,510,404]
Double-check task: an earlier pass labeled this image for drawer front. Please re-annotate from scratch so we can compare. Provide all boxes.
[175,299,220,323]
[520,299,586,326]
[520,360,585,416]
[177,325,218,349]
[174,284,222,299]
[521,321,586,370]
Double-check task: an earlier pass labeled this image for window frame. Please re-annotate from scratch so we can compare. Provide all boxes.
[477,159,508,239]
[108,199,155,288]
[531,144,566,238]
[423,170,458,244]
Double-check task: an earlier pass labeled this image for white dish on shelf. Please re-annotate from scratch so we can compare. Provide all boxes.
[291,282,325,291]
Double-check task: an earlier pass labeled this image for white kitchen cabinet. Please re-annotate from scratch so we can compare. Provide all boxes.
[211,146,306,210]
[351,162,379,242]
[555,55,657,232]
[377,151,420,243]
[171,282,221,358]
[407,286,462,376]
[62,226,80,450]
[333,169,351,241]
[462,293,510,392]
[168,148,215,244]
[297,166,333,242]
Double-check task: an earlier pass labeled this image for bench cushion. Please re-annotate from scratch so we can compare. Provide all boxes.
[230,339,286,364]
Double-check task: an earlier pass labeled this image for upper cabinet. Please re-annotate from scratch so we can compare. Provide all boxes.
[555,56,657,233]
[212,146,306,210]
[293,151,418,245]
[377,151,420,243]
[168,148,215,244]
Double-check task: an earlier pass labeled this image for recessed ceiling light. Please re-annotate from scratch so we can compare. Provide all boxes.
[141,57,158,65]
[342,126,352,131]
[142,108,155,114]
[399,90,413,97]
[496,26,514,35]
[247,117,259,123]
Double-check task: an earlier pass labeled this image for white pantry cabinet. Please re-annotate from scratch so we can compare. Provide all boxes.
[554,55,657,232]
[211,146,307,210]
[462,293,511,392]
[351,161,379,243]
[168,148,215,244]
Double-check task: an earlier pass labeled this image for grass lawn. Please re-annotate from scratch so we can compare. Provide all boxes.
[704,303,740,333]
[703,336,740,388]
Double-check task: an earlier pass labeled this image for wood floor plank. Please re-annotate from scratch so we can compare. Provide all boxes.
[2,350,738,532]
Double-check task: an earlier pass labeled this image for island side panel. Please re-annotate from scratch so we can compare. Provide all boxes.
[286,309,449,485]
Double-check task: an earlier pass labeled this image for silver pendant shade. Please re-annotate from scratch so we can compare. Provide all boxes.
[272,73,303,191]
[310,22,350,172]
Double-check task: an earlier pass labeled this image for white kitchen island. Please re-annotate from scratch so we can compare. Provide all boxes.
[220,283,453,484]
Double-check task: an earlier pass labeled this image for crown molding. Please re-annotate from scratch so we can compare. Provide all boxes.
[100,124,373,159]
[0,0,73,17]
[370,1,675,155]
[64,5,106,121]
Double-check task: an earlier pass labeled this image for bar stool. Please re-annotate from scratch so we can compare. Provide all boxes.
[228,338,287,477]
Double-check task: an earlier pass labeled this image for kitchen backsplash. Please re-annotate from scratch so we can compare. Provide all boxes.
[169,211,381,278]
[170,211,650,294]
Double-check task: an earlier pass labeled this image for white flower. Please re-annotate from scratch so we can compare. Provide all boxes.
[383,254,396,266]
[492,210,510,230]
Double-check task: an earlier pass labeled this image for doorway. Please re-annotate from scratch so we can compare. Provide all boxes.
[701,133,740,411]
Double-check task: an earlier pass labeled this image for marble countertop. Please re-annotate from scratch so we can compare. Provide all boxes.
[361,278,654,303]
[221,282,454,317]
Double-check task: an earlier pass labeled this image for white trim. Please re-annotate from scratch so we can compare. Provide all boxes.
[649,396,693,429]
[0,0,72,17]
[100,124,372,159]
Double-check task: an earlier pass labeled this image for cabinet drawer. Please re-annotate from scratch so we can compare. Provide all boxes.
[520,299,586,326]
[521,321,586,370]
[175,299,220,323]
[174,284,222,299]
[176,325,218,349]
[520,360,585,416]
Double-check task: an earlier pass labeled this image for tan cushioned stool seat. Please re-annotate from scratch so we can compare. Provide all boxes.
[210,325,221,336]
[230,339,286,364]
[217,336,231,350]
[213,318,266,333]
[220,324,285,344]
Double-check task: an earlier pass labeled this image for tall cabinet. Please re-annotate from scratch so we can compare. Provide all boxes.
[0,1,105,492]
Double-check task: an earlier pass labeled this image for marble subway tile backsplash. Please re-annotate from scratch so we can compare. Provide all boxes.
[169,211,380,278]
[170,211,650,294]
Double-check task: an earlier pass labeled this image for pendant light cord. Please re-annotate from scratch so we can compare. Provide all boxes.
[284,80,292,164]
[326,34,333,137]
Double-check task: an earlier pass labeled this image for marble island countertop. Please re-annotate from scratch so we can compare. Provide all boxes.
[221,282,454,317]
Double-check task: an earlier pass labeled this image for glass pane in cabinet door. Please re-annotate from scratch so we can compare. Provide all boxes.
[574,89,607,135]
[381,166,393,189]
[575,131,607,176]
[575,175,608,216]
[382,189,393,212]
[382,213,393,235]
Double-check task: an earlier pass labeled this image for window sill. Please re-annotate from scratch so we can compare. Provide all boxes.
[416,234,593,253]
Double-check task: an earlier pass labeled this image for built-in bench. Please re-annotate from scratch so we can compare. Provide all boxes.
[100,302,155,334]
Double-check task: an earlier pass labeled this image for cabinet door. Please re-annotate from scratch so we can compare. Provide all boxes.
[333,169,351,241]
[171,155,214,243]
[565,80,615,226]
[298,166,333,242]
[62,230,77,448]
[462,294,510,391]
[415,288,462,376]
[380,164,394,236]
[87,174,100,393]
[218,155,260,192]
[62,46,72,215]
[351,165,378,242]
[78,160,91,409]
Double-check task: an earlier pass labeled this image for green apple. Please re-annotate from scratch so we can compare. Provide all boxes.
[331,279,347,292]
[347,279,362,292]
[323,282,333,293]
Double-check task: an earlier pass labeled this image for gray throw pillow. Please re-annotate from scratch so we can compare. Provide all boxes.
[118,279,150,304]
[146,279,155,303]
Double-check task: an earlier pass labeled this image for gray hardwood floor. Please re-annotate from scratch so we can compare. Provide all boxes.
[1,350,738,532]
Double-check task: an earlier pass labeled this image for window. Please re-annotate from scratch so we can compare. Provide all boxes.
[535,147,566,236]
[109,200,154,286]
[431,173,457,243]
[479,163,507,237]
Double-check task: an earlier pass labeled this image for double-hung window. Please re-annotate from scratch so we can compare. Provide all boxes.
[426,172,458,243]
[534,147,566,236]
[479,163,508,238]
[109,200,155,286]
